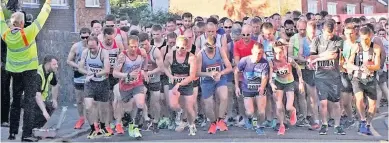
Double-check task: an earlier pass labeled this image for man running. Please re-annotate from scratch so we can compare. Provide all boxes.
[339,23,358,129]
[269,41,303,135]
[78,36,111,139]
[235,43,269,135]
[197,36,232,134]
[164,36,197,135]
[307,20,346,135]
[347,27,382,135]
[113,35,148,139]
[67,27,91,129]
[99,27,124,134]
[99,14,128,50]
[138,33,164,133]
[150,25,167,49]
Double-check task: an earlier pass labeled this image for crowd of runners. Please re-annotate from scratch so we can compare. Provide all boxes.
[1,0,389,141]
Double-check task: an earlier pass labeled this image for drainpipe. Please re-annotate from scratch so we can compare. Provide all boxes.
[359,0,363,14]
[106,0,111,14]
[73,0,77,32]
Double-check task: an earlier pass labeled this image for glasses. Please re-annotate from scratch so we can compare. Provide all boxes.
[81,36,89,40]
[336,22,341,25]
[285,28,294,31]
[298,29,306,31]
[241,34,251,37]
[177,46,186,50]
[274,41,287,47]
[205,43,215,48]
[224,26,232,29]
[105,25,115,28]
[177,23,183,26]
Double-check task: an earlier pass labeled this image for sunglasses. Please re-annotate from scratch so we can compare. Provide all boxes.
[241,34,251,37]
[336,22,341,25]
[105,25,115,28]
[224,26,232,29]
[177,46,186,50]
[285,28,294,31]
[81,36,89,40]
[205,43,215,48]
[177,23,183,26]
[274,41,286,47]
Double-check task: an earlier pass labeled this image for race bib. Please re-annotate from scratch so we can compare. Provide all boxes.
[124,75,139,84]
[247,82,261,90]
[275,68,288,75]
[317,60,335,69]
[148,74,155,79]
[170,74,188,84]
[206,65,221,72]
[109,57,117,67]
[265,51,274,60]
[89,67,102,73]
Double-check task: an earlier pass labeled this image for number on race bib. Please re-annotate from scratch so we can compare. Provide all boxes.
[317,60,335,68]
[206,66,221,72]
[124,75,139,84]
[276,69,288,75]
[90,67,102,73]
[247,83,261,90]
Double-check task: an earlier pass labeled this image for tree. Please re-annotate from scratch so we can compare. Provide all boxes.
[223,0,268,20]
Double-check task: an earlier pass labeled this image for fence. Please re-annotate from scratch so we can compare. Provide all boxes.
[36,30,79,105]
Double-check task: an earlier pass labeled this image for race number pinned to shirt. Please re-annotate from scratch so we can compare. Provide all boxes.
[206,64,221,72]
[275,67,289,76]
[170,74,188,84]
[247,81,261,90]
[317,60,335,70]
[124,74,139,84]
[89,67,102,73]
[109,54,118,68]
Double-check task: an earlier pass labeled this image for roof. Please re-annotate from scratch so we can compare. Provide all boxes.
[378,0,388,5]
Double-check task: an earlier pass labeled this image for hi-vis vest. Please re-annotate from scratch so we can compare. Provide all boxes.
[0,3,51,73]
[37,64,53,101]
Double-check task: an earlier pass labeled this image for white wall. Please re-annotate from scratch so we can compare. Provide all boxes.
[150,0,169,12]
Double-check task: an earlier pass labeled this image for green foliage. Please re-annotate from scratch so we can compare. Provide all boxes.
[110,0,180,26]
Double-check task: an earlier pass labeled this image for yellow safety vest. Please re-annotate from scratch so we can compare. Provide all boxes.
[0,3,51,73]
[37,64,54,101]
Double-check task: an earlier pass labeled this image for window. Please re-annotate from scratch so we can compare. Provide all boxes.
[23,0,39,4]
[51,0,68,6]
[327,2,337,15]
[346,4,356,15]
[308,0,318,13]
[86,0,100,7]
[364,6,373,14]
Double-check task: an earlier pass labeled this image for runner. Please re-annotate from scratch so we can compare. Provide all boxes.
[347,27,382,135]
[235,43,269,135]
[269,41,303,135]
[307,20,346,135]
[66,27,91,129]
[99,27,124,134]
[91,20,102,36]
[166,18,177,35]
[164,36,197,135]
[197,36,232,134]
[138,33,164,133]
[339,23,358,129]
[77,36,111,139]
[196,21,228,53]
[99,14,128,50]
[160,32,178,130]
[150,25,167,50]
[113,35,148,139]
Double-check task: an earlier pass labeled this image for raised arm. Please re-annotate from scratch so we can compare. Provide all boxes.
[25,0,52,40]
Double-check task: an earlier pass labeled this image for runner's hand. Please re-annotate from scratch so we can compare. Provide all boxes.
[235,87,241,97]
[298,81,305,94]
[258,87,265,96]
[43,111,50,121]
[143,71,149,83]
[270,83,277,91]
[172,84,180,96]
[85,75,93,82]
[213,72,222,82]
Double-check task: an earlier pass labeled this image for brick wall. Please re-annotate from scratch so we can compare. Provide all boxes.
[23,0,75,32]
[302,0,388,14]
[75,0,107,31]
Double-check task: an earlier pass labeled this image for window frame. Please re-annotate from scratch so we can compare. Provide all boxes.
[85,0,101,8]
[363,5,374,14]
[327,2,337,15]
[307,0,318,13]
[346,4,356,15]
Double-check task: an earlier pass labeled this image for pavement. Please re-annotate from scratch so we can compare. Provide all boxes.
[0,105,88,142]
[1,105,388,142]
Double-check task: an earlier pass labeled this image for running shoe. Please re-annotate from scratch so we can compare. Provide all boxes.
[115,123,124,134]
[175,121,188,132]
[188,124,197,136]
[277,124,285,135]
[256,126,265,135]
[309,123,320,130]
[244,118,253,130]
[87,130,98,139]
[261,120,272,128]
[319,125,328,135]
[328,118,335,127]
[152,123,159,134]
[74,117,85,129]
[133,127,142,140]
[290,110,297,126]
[208,122,217,134]
[334,126,346,135]
[296,118,310,127]
[270,119,277,129]
[365,125,372,135]
[217,120,228,131]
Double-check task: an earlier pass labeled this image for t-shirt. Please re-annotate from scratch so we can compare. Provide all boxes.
[233,39,256,59]
[237,56,269,92]
[310,35,343,79]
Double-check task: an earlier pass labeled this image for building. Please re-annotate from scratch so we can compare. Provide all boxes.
[303,0,388,15]
[22,0,111,32]
[157,0,387,20]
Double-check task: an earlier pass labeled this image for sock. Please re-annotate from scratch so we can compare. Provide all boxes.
[90,125,95,131]
[100,123,106,129]
[134,108,143,125]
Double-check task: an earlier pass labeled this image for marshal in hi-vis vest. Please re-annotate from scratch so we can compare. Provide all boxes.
[0,3,51,73]
[37,64,54,101]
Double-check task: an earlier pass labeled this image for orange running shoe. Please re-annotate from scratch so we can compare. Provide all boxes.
[105,126,114,135]
[217,120,228,131]
[115,124,124,134]
[208,123,217,134]
[278,124,285,135]
[74,117,85,129]
[290,110,297,126]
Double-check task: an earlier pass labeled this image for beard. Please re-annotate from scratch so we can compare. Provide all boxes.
[286,32,294,37]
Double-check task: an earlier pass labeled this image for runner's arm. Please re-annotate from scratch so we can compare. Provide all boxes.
[121,30,129,50]
[288,35,298,60]
[234,57,246,88]
[366,44,382,71]
[196,52,210,77]
[260,68,269,92]
[97,49,110,77]
[195,36,201,52]
[233,43,241,87]
[268,60,275,85]
[113,53,127,79]
[78,49,89,75]
[178,54,196,86]
[117,40,125,53]
[346,46,359,71]
[221,34,229,54]
[148,48,164,75]
[290,58,303,83]
[220,47,232,75]
[163,52,174,79]
[66,43,79,69]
